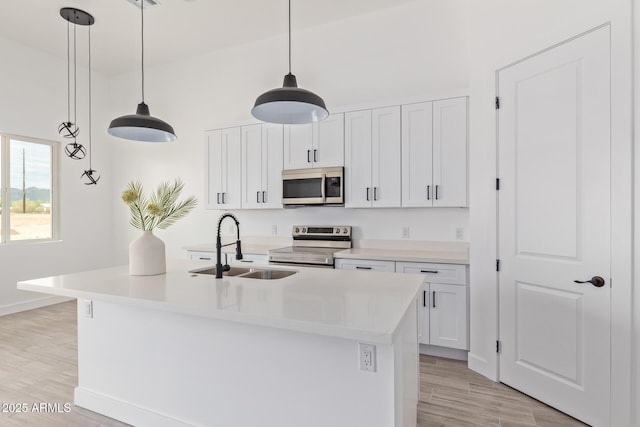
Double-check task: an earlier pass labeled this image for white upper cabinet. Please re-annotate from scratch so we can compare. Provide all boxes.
[283,113,344,169]
[206,128,242,209]
[241,123,283,209]
[401,97,468,207]
[345,107,401,208]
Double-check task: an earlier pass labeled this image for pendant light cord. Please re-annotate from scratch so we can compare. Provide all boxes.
[73,21,77,127]
[141,0,145,103]
[88,26,92,169]
[66,20,70,122]
[288,0,291,74]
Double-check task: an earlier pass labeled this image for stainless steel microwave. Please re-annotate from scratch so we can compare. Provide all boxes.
[282,167,344,206]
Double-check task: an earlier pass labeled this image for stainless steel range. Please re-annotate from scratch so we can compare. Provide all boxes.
[269,226,352,268]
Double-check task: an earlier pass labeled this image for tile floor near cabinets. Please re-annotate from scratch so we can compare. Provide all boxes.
[0,302,585,427]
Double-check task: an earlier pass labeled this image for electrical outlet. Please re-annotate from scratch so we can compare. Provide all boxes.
[83,300,93,318]
[402,227,410,239]
[271,225,277,236]
[359,343,376,372]
[455,227,464,240]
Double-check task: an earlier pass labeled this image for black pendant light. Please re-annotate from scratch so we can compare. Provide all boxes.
[251,0,328,125]
[108,0,176,142]
[82,23,100,185]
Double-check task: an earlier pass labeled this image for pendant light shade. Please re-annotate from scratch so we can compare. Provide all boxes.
[251,0,328,125]
[108,0,176,142]
[108,102,176,142]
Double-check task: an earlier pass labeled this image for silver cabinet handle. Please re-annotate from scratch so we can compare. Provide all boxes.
[366,187,370,201]
[432,291,436,308]
[262,191,266,203]
[307,150,311,163]
[435,185,439,200]
[313,149,318,162]
[426,186,431,200]
[373,187,378,201]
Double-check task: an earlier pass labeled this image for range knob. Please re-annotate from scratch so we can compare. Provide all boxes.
[343,228,348,234]
[334,228,340,234]
[302,227,307,233]
[295,227,300,233]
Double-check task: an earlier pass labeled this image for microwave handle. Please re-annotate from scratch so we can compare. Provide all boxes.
[321,174,326,202]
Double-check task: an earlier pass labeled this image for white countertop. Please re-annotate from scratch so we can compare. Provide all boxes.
[334,248,469,264]
[17,260,422,345]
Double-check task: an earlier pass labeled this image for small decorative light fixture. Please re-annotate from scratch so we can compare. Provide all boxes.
[251,0,328,125]
[82,22,100,185]
[108,0,176,142]
[59,7,93,159]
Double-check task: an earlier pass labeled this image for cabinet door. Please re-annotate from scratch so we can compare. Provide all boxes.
[401,102,434,207]
[262,123,284,208]
[334,258,395,272]
[283,124,313,169]
[241,124,263,209]
[429,283,468,350]
[433,97,468,207]
[418,282,430,345]
[205,130,224,209]
[313,113,344,167]
[221,127,242,209]
[229,253,269,266]
[344,110,372,208]
[371,106,401,208]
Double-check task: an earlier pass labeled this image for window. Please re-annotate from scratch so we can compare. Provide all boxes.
[0,134,58,243]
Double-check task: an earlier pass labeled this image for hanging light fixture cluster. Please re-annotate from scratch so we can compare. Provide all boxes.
[108,0,177,143]
[59,7,99,184]
[251,0,328,125]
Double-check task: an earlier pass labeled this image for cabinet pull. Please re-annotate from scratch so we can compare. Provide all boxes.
[426,185,430,200]
[217,193,221,204]
[435,185,439,200]
[356,266,372,270]
[373,187,378,201]
[222,193,226,204]
[307,150,311,163]
[432,291,436,308]
[257,191,261,203]
[199,257,211,260]
[423,290,427,307]
[420,270,438,274]
[240,260,254,263]
[313,149,318,162]
[366,187,370,201]
[262,191,266,203]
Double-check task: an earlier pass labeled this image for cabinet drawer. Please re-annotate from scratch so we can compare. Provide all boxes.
[188,251,215,261]
[396,262,466,285]
[335,258,396,272]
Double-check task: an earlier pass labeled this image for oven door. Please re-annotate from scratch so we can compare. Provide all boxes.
[282,169,325,205]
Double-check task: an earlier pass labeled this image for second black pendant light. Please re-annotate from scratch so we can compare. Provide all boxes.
[108,0,176,142]
[251,0,329,125]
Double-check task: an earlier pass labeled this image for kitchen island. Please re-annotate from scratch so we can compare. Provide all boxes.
[17,259,422,427]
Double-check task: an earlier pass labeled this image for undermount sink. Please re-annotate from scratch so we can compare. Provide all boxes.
[189,266,297,280]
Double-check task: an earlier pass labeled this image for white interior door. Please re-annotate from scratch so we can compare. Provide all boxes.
[497,27,610,426]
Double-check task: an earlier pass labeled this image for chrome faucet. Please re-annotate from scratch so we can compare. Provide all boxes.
[216,213,243,279]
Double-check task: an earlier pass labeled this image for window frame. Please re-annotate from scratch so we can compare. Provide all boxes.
[0,133,60,244]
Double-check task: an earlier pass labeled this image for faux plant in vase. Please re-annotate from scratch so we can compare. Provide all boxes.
[122,179,197,276]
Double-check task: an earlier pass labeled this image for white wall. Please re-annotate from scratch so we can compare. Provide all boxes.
[0,36,114,314]
[106,0,471,264]
[466,0,635,425]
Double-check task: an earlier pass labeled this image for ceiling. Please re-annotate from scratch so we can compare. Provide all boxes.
[0,0,417,75]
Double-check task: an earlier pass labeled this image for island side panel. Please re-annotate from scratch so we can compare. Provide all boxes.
[75,300,405,427]
[393,297,419,427]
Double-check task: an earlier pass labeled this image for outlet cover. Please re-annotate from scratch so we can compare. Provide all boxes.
[83,300,93,318]
[402,227,410,239]
[455,227,464,240]
[359,343,376,372]
[271,225,277,235]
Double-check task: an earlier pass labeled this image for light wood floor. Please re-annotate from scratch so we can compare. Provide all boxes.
[0,302,586,427]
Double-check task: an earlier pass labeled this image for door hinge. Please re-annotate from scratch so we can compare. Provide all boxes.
[496,259,501,272]
[495,97,500,109]
[496,340,502,353]
[496,178,500,190]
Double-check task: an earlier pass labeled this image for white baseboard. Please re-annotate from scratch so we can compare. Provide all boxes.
[468,352,498,381]
[0,296,74,316]
[74,388,192,427]
[419,344,468,361]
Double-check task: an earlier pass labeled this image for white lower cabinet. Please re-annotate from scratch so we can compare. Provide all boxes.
[396,262,468,350]
[334,258,396,272]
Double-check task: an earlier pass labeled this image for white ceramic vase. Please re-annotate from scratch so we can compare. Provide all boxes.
[129,230,166,276]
